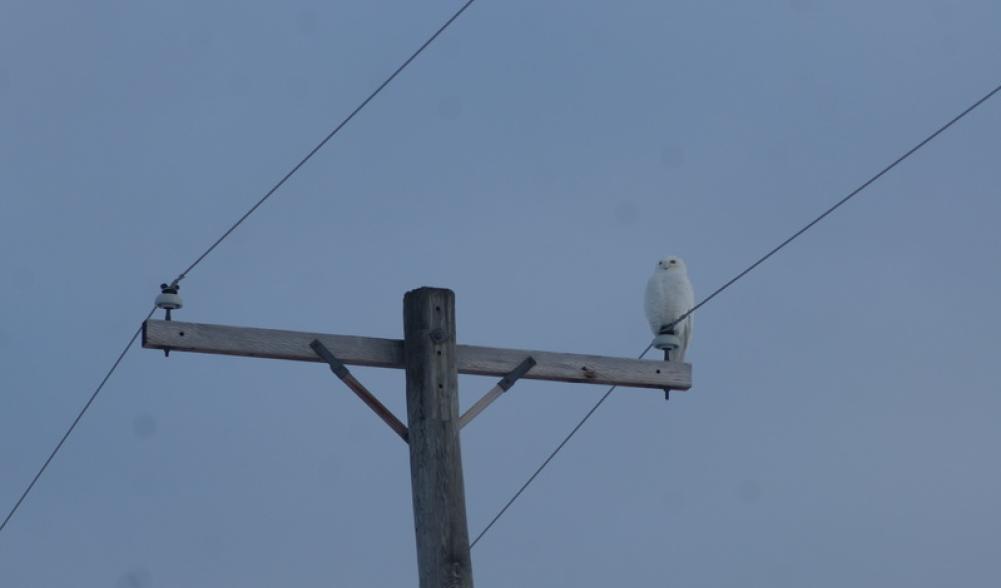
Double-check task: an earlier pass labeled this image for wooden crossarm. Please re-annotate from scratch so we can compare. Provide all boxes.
[142,320,691,391]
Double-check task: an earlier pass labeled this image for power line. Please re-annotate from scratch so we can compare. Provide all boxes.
[470,81,1001,549]
[171,0,479,287]
[0,307,156,534]
[470,343,654,549]
[664,81,1001,333]
[0,1,481,537]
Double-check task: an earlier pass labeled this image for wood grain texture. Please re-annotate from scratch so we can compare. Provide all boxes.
[143,320,691,390]
[404,288,473,588]
[456,344,690,390]
[143,320,402,367]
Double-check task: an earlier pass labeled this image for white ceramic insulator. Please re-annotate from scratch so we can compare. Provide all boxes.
[653,333,681,351]
[155,292,183,310]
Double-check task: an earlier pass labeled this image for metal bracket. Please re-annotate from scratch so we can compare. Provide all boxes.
[656,326,677,401]
[310,339,409,443]
[459,356,536,429]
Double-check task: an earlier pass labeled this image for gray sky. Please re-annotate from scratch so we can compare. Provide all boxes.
[3,1,1001,586]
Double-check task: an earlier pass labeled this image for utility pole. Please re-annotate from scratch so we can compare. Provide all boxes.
[143,286,692,587]
[404,288,472,587]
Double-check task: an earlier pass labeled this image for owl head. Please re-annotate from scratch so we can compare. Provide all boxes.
[656,256,687,271]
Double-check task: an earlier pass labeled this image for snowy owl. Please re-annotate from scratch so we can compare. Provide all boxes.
[645,256,695,362]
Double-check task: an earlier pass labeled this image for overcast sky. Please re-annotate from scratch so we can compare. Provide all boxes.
[2,1,1001,586]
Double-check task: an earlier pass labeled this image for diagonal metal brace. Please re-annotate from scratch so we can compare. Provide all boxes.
[310,339,409,443]
[459,356,536,429]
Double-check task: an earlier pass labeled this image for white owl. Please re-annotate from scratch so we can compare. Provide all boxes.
[644,256,695,362]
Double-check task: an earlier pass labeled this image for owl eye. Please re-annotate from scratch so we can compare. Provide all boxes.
[669,260,676,264]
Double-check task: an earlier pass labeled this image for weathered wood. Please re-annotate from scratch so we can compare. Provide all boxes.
[143,320,402,367]
[455,344,689,390]
[404,288,473,588]
[142,320,691,390]
[309,340,409,443]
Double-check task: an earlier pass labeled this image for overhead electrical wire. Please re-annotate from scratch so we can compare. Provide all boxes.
[470,342,654,549]
[0,0,480,537]
[171,0,479,287]
[0,308,156,534]
[3,0,997,545]
[469,81,1001,549]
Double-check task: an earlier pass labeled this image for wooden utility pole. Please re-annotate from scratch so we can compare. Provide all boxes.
[404,288,472,588]
[141,286,692,587]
